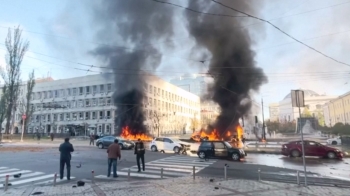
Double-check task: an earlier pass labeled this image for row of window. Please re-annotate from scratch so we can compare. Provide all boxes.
[28,124,112,133]
[31,110,113,123]
[33,98,112,110]
[33,84,113,100]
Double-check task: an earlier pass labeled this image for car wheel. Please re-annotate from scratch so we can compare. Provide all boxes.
[231,153,240,161]
[331,141,337,145]
[119,144,123,150]
[98,143,104,149]
[291,150,300,157]
[327,151,336,159]
[198,151,206,159]
[174,146,180,154]
[151,145,157,152]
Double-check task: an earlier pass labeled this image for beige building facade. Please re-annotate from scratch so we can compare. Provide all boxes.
[323,91,350,127]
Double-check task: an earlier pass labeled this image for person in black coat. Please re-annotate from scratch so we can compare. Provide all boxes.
[59,138,74,180]
[134,138,145,172]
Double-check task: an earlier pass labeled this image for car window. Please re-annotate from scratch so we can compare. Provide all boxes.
[155,138,164,142]
[213,142,225,149]
[164,138,173,143]
[200,141,212,148]
[224,141,232,148]
[307,141,317,146]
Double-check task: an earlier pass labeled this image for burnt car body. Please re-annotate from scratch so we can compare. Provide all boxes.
[197,140,246,161]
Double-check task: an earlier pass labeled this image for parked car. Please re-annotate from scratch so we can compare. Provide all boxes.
[281,140,343,159]
[327,136,341,145]
[197,141,246,161]
[96,136,135,150]
[150,137,190,153]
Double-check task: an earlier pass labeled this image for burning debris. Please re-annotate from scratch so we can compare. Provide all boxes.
[120,126,153,141]
[186,1,267,140]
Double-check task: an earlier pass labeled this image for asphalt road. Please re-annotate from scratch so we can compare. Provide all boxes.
[1,142,350,190]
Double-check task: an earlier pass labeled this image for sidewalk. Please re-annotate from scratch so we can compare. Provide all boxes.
[1,176,349,196]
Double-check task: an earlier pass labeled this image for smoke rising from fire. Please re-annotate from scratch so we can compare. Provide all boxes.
[90,0,174,135]
[185,1,268,138]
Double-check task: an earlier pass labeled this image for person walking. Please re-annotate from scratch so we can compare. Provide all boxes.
[59,138,74,180]
[107,139,121,178]
[50,132,54,141]
[134,138,145,172]
[89,134,95,146]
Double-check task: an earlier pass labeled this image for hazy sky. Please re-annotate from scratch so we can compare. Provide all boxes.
[0,0,350,118]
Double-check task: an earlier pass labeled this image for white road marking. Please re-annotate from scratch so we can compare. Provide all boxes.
[0,169,20,175]
[122,168,188,176]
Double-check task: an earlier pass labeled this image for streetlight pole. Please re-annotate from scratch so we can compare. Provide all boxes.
[261,98,266,141]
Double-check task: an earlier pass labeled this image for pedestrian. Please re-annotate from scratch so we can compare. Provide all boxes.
[134,138,145,172]
[106,139,121,178]
[89,134,95,146]
[59,137,74,180]
[50,132,54,141]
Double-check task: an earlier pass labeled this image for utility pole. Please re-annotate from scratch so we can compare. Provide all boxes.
[261,98,266,140]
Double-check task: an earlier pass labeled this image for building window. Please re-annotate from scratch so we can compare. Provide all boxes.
[149,97,152,106]
[107,84,112,93]
[73,113,77,120]
[72,101,77,108]
[55,90,59,98]
[43,92,47,99]
[100,85,104,93]
[67,89,71,96]
[92,112,96,119]
[47,114,51,122]
[60,89,64,97]
[79,112,84,120]
[93,85,97,94]
[66,113,70,121]
[99,98,105,106]
[53,114,57,121]
[99,111,104,119]
[154,87,156,96]
[78,100,83,107]
[73,88,77,96]
[86,86,90,94]
[106,111,111,119]
[150,85,152,93]
[106,125,110,132]
[67,101,71,108]
[85,99,90,107]
[60,114,64,121]
[106,97,111,106]
[92,99,97,106]
[85,112,90,120]
[79,87,83,95]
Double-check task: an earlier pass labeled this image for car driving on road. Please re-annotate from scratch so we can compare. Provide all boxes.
[96,136,135,150]
[281,140,343,159]
[150,137,191,154]
[197,141,246,161]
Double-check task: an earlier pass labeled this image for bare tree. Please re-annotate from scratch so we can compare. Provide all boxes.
[19,70,35,133]
[150,111,166,137]
[190,117,200,133]
[0,26,29,134]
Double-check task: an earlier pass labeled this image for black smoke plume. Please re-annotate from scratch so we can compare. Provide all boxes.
[185,1,267,138]
[90,0,174,135]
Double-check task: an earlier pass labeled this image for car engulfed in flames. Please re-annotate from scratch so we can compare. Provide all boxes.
[120,126,153,141]
[191,125,244,148]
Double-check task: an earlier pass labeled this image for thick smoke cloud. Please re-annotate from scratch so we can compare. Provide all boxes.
[185,1,267,138]
[90,0,174,135]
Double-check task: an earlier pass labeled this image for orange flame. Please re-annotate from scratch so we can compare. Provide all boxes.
[120,126,153,141]
[191,129,220,142]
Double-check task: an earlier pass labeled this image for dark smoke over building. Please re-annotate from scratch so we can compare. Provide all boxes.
[90,0,174,135]
[185,1,267,138]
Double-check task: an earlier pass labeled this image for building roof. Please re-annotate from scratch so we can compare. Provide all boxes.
[283,90,320,100]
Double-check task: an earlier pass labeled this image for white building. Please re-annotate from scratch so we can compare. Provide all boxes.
[24,74,200,136]
[275,90,336,123]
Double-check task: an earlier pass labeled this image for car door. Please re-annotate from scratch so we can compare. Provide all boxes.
[202,141,214,157]
[103,136,114,147]
[155,138,164,150]
[163,138,175,151]
[304,141,319,156]
[213,142,228,157]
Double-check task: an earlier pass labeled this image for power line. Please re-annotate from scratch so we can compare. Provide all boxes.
[149,0,247,18]
[211,0,350,68]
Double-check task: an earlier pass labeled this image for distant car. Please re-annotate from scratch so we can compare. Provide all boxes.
[327,136,342,145]
[96,136,135,150]
[281,140,343,159]
[150,137,190,153]
[197,141,246,161]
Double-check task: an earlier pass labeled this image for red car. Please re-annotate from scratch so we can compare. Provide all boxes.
[281,140,343,159]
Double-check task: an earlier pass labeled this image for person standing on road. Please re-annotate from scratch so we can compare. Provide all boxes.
[134,138,145,172]
[107,139,121,178]
[59,138,74,180]
[50,132,54,141]
[89,134,95,146]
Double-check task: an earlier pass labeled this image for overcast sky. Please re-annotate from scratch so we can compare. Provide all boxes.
[0,0,349,119]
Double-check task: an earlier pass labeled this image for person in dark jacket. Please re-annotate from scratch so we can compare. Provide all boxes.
[107,139,121,177]
[59,138,74,180]
[134,138,145,172]
[89,134,95,146]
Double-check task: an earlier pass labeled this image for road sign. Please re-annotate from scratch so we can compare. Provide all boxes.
[22,115,27,120]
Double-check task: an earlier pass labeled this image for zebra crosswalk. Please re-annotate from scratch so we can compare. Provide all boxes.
[0,167,75,189]
[95,155,216,180]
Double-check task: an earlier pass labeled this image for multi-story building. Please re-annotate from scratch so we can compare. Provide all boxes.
[25,74,200,136]
[323,91,350,126]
